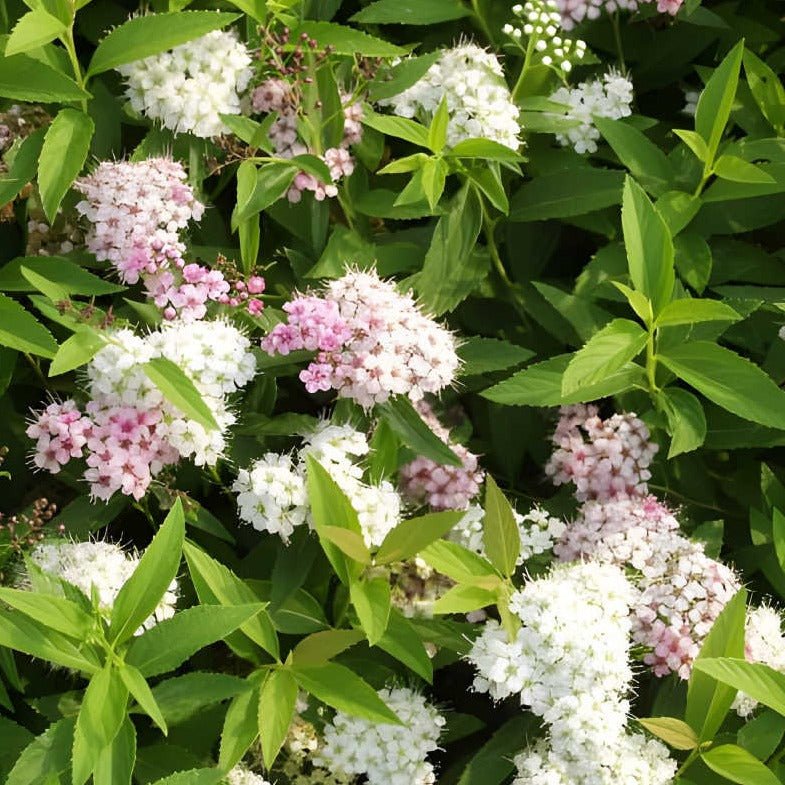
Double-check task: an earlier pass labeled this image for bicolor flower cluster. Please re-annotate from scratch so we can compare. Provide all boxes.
[545,404,658,501]
[550,70,634,154]
[75,158,264,320]
[261,269,460,408]
[547,405,740,678]
[399,401,484,510]
[378,44,521,150]
[118,30,253,138]
[468,561,676,785]
[251,77,362,202]
[225,765,272,785]
[313,686,445,785]
[503,0,588,73]
[555,0,683,30]
[234,422,401,547]
[27,319,255,500]
[27,540,177,634]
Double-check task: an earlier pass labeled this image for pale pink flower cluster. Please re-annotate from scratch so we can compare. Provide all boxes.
[555,0,681,29]
[251,78,362,203]
[545,404,658,501]
[27,320,256,501]
[262,270,459,407]
[75,159,264,320]
[399,401,484,510]
[554,496,740,678]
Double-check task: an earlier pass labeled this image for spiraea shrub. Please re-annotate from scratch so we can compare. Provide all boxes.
[3,0,785,783]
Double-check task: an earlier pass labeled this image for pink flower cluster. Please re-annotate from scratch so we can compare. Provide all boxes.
[26,400,178,500]
[556,0,682,30]
[251,78,361,203]
[400,401,484,510]
[261,269,460,408]
[549,417,741,679]
[75,159,264,320]
[545,404,658,502]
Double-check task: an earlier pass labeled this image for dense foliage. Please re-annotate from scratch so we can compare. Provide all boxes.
[3,0,785,783]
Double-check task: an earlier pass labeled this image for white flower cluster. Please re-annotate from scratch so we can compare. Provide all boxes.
[225,765,271,785]
[449,504,566,564]
[313,686,445,785]
[117,30,253,137]
[234,423,401,547]
[733,606,785,716]
[377,44,521,150]
[503,0,587,73]
[89,318,256,467]
[468,561,676,785]
[550,70,634,154]
[278,715,355,785]
[28,541,177,634]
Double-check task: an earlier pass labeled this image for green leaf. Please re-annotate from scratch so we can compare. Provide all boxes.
[702,744,781,785]
[258,669,298,768]
[125,604,265,677]
[637,717,698,750]
[621,176,675,315]
[0,293,57,358]
[20,265,68,302]
[482,354,644,406]
[361,108,430,147]
[421,157,448,210]
[743,50,785,132]
[611,281,653,325]
[291,662,401,724]
[183,543,280,659]
[375,510,465,564]
[418,540,497,583]
[685,587,747,740]
[376,609,433,682]
[148,672,248,726]
[225,0,266,22]
[350,577,391,645]
[0,256,125,295]
[5,9,65,56]
[109,499,185,644]
[6,718,74,785]
[0,128,45,207]
[37,109,93,223]
[0,586,92,639]
[738,711,785,761]
[367,52,441,102]
[658,387,706,457]
[655,298,739,326]
[447,138,523,162]
[594,116,673,194]
[143,357,218,431]
[73,664,129,785]
[412,183,486,315]
[657,190,701,235]
[694,658,785,718]
[219,678,261,770]
[235,162,296,223]
[305,456,363,584]
[291,21,406,57]
[428,97,450,153]
[674,129,711,163]
[658,342,785,428]
[432,583,498,614]
[0,53,89,103]
[87,11,240,75]
[674,232,712,293]
[377,397,462,467]
[481,477,520,577]
[0,609,98,672]
[510,169,624,221]
[320,526,372,564]
[119,663,167,735]
[457,337,533,376]
[562,318,647,395]
[695,40,744,161]
[713,154,775,184]
[93,717,135,785]
[292,629,365,665]
[351,0,470,24]
[49,328,106,377]
[457,715,533,785]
